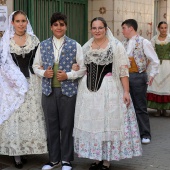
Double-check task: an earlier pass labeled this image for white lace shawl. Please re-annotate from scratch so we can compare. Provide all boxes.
[0,11,37,124]
[151,34,170,47]
[82,28,130,139]
[84,43,113,65]
[10,34,39,55]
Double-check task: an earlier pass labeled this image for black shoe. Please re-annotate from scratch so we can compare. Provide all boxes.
[89,161,103,170]
[99,164,110,170]
[21,156,27,164]
[13,158,23,169]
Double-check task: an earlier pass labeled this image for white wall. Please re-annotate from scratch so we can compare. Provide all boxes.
[88,0,155,41]
[159,0,167,22]
[6,0,14,15]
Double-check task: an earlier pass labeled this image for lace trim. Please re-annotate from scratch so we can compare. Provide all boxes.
[152,35,170,45]
[10,34,39,55]
[84,43,113,65]
[120,65,129,77]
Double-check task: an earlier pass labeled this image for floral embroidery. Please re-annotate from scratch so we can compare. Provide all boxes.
[123,35,147,73]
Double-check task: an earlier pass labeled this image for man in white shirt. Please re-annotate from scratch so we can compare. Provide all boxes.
[121,19,159,144]
[33,12,86,170]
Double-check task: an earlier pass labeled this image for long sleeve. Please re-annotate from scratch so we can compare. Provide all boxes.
[33,45,45,77]
[143,39,160,77]
[66,42,86,80]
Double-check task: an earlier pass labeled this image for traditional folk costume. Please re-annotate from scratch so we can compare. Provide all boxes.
[122,35,159,140]
[0,12,47,155]
[73,28,142,161]
[147,34,170,112]
[33,35,86,163]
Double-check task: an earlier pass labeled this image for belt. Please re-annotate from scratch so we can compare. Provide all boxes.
[129,70,146,73]
[105,72,112,76]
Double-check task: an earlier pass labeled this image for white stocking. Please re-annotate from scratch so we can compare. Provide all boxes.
[14,156,21,163]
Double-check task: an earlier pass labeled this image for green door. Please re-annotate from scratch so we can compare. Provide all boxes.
[14,0,88,45]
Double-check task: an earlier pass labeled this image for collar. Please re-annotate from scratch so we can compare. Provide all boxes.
[52,35,65,47]
[129,34,138,41]
[53,35,65,41]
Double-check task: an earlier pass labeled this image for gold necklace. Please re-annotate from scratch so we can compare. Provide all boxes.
[159,34,167,38]
[15,32,26,39]
[94,38,107,49]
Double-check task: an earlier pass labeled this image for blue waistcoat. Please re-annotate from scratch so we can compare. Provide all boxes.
[40,36,78,97]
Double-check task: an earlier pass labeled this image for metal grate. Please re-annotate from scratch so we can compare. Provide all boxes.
[64,1,88,45]
[14,0,88,45]
[14,0,28,15]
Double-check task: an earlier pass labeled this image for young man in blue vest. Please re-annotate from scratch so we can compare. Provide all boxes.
[33,12,86,170]
[121,19,159,144]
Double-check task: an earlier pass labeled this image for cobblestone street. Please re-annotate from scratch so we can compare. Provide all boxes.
[0,109,170,170]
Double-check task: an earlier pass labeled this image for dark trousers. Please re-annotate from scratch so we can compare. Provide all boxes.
[129,72,151,139]
[42,88,76,162]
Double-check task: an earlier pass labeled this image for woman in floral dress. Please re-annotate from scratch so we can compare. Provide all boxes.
[73,17,142,170]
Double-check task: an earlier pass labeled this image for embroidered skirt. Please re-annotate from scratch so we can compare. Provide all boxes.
[73,75,142,161]
[147,60,170,110]
[0,74,47,155]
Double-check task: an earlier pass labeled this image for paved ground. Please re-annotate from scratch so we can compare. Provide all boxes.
[0,109,170,170]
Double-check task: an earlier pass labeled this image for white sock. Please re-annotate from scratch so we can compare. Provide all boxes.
[14,156,21,163]
[103,160,110,167]
[51,161,59,164]
[62,161,72,170]
[62,161,70,164]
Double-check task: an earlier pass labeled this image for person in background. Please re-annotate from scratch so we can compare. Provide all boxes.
[33,12,86,170]
[0,10,47,169]
[72,17,142,170]
[121,19,159,144]
[147,21,170,117]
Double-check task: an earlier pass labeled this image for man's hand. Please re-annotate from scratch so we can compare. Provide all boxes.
[57,70,68,81]
[44,66,54,78]
[147,76,154,86]
[72,63,80,71]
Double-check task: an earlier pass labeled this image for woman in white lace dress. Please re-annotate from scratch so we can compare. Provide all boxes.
[73,17,142,170]
[0,11,47,168]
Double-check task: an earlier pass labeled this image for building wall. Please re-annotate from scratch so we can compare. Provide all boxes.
[3,0,170,41]
[167,0,170,32]
[0,0,13,38]
[6,0,13,14]
[88,0,155,41]
[88,0,114,39]
[159,0,167,22]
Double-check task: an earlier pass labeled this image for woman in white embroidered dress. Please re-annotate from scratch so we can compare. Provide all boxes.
[73,17,142,170]
[0,11,47,169]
